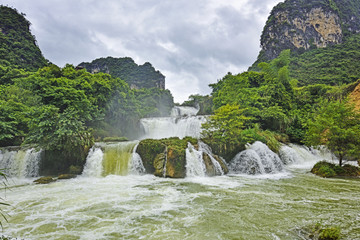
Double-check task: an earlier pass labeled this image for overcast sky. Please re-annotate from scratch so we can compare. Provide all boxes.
[2,0,283,103]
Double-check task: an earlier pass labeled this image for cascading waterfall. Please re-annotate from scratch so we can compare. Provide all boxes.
[185,143,207,177]
[82,141,145,177]
[82,147,104,177]
[129,142,146,175]
[0,148,42,178]
[198,141,225,176]
[101,141,139,176]
[229,141,283,174]
[279,144,337,168]
[140,106,207,139]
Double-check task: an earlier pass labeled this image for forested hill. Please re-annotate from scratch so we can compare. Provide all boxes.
[250,0,360,86]
[0,5,47,71]
[78,57,165,89]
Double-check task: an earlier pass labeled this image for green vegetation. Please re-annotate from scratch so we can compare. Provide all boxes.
[311,161,360,178]
[309,222,341,240]
[0,6,47,71]
[290,34,360,86]
[78,57,165,89]
[0,63,173,173]
[305,100,360,166]
[203,48,360,164]
[181,94,213,115]
[136,137,198,178]
[0,6,174,175]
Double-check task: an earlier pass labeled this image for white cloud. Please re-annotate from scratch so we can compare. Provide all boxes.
[2,0,283,102]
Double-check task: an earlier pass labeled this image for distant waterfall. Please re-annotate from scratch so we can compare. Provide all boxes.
[0,148,42,178]
[170,106,199,117]
[82,141,145,177]
[140,106,207,139]
[229,141,283,174]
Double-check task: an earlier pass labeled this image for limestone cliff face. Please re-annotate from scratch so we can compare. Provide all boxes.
[259,0,360,61]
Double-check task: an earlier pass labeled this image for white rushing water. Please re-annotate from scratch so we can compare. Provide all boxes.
[0,148,42,178]
[82,141,145,177]
[186,143,207,177]
[82,147,104,177]
[279,144,337,169]
[140,106,207,139]
[229,141,284,175]
[198,141,225,176]
[170,106,199,117]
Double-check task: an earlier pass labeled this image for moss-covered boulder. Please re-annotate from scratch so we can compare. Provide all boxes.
[311,161,360,178]
[34,177,56,184]
[165,146,186,178]
[136,137,197,178]
[136,139,166,173]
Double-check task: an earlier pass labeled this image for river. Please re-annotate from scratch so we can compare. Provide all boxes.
[0,107,359,239]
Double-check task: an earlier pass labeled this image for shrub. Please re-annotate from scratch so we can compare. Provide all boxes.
[318,226,341,240]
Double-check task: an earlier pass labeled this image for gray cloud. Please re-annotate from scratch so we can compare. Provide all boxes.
[2,0,283,102]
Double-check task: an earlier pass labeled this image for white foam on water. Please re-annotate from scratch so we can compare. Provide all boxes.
[185,143,206,177]
[229,141,283,175]
[82,147,104,177]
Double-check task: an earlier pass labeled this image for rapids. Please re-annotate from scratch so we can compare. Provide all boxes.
[0,107,359,239]
[2,169,360,239]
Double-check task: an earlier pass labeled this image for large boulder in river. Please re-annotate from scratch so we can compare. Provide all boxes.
[165,146,186,178]
[136,137,197,178]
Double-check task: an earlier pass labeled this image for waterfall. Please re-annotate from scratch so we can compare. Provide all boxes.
[229,141,283,174]
[140,106,207,139]
[82,141,145,177]
[82,147,104,177]
[170,106,199,117]
[186,143,207,177]
[279,144,337,168]
[0,148,42,178]
[198,141,225,176]
[129,143,145,175]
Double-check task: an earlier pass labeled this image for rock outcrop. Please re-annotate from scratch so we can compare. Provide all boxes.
[78,57,165,89]
[136,137,228,178]
[258,0,360,61]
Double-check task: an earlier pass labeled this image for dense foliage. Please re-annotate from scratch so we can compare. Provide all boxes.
[0,64,174,148]
[290,34,360,86]
[78,57,165,89]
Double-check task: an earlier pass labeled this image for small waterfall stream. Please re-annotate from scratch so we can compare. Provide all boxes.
[185,143,207,177]
[0,148,42,178]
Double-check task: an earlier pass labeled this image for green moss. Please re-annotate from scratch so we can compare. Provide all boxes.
[319,226,341,240]
[136,137,197,177]
[311,161,360,178]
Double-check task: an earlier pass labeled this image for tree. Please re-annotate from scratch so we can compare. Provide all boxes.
[305,99,360,166]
